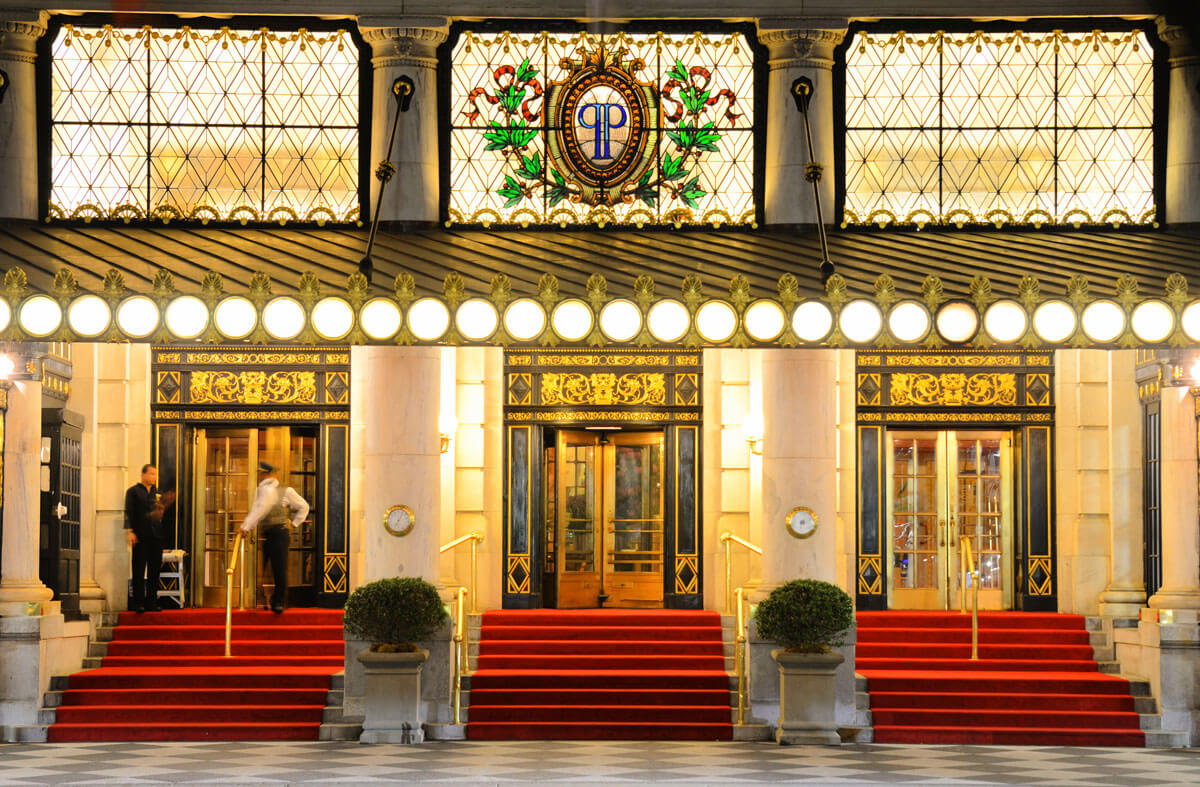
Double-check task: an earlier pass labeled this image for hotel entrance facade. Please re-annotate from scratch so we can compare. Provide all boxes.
[1,0,1200,747]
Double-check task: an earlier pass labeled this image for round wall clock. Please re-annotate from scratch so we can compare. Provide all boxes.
[785,506,818,539]
[383,504,415,537]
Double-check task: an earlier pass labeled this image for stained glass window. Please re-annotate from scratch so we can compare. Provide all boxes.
[844,29,1155,227]
[49,24,360,224]
[447,30,756,227]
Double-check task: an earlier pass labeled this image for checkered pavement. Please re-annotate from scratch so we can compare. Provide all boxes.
[1,740,1197,785]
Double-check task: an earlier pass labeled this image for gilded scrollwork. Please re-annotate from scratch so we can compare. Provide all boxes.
[540,372,666,406]
[889,373,1016,407]
[189,371,317,405]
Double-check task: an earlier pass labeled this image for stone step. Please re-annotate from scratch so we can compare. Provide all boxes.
[1097,660,1121,675]
[37,707,56,725]
[94,627,115,643]
[1134,696,1158,714]
[87,642,109,658]
[81,657,103,670]
[12,726,48,743]
[329,672,344,691]
[50,675,71,692]
[325,688,344,707]
[1088,631,1110,648]
[1145,729,1191,748]
[318,722,362,741]
[1140,713,1163,731]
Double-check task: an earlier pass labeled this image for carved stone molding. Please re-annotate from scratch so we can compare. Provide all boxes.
[757,19,847,71]
[1156,18,1200,67]
[359,17,448,70]
[0,10,48,65]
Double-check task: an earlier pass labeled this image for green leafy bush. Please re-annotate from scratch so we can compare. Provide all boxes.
[343,577,449,651]
[754,579,854,653]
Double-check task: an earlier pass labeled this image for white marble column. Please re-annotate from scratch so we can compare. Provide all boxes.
[1158,20,1200,225]
[1147,386,1200,610]
[360,347,443,584]
[757,350,839,594]
[0,379,53,616]
[1099,351,1146,617]
[757,19,847,228]
[0,11,46,220]
[358,17,448,226]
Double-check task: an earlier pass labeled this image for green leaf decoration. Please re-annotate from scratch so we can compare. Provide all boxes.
[661,154,685,181]
[516,152,541,180]
[679,176,706,209]
[694,122,721,152]
[636,185,657,207]
[497,174,525,208]
[667,60,689,82]
[482,121,510,151]
[515,58,538,84]
[499,85,525,114]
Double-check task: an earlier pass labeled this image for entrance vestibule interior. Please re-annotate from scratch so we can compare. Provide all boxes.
[886,430,1014,611]
[192,426,318,608]
[546,429,666,609]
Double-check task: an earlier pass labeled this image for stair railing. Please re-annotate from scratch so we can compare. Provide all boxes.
[960,536,981,660]
[734,586,749,726]
[224,532,246,658]
[450,585,469,725]
[720,531,762,614]
[440,532,483,614]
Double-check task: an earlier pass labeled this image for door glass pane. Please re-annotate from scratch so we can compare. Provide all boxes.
[892,438,938,591]
[201,434,250,589]
[562,443,596,573]
[957,438,1003,590]
[610,443,664,576]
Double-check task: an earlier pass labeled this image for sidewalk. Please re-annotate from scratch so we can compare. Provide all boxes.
[1,740,1197,785]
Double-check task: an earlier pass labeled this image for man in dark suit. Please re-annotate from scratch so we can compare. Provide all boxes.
[124,463,170,613]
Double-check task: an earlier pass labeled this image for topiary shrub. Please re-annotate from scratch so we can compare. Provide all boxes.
[754,579,854,653]
[343,577,449,652]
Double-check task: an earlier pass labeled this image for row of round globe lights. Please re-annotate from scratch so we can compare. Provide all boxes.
[0,290,1197,346]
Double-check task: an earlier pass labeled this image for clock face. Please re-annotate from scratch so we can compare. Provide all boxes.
[383,505,414,537]
[786,507,817,539]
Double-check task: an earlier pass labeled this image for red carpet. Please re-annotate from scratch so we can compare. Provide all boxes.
[467,609,732,740]
[857,611,1144,746]
[48,609,343,742]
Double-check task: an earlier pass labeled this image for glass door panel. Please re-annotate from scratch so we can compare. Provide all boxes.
[557,431,601,608]
[603,433,665,608]
[887,430,1012,610]
[194,430,257,608]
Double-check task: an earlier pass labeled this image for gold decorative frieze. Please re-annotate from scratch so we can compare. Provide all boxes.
[190,371,317,405]
[156,371,182,404]
[325,371,349,405]
[184,352,326,366]
[541,372,666,406]
[1025,373,1051,406]
[177,410,337,422]
[674,373,699,406]
[857,373,882,406]
[885,354,1025,368]
[881,411,1050,423]
[507,410,699,423]
[890,373,1016,407]
[507,373,533,405]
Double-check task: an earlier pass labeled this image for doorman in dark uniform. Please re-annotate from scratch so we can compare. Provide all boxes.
[241,461,310,613]
[124,463,174,613]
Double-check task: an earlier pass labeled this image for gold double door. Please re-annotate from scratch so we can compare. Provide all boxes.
[192,427,318,608]
[555,430,665,609]
[887,431,1014,610]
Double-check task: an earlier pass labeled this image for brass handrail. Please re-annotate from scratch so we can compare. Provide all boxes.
[224,532,245,658]
[720,531,762,614]
[734,587,749,726]
[450,586,469,725]
[960,536,980,660]
[440,532,483,614]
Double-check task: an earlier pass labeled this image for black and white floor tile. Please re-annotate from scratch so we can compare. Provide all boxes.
[1,741,1197,785]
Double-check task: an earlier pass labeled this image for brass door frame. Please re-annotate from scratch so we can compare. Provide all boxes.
[555,429,666,609]
[193,428,260,608]
[886,430,1013,610]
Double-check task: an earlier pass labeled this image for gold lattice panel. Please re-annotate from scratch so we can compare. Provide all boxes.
[49,25,360,224]
[844,29,1154,227]
[506,555,531,594]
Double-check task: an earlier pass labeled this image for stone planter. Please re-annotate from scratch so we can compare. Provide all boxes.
[772,648,845,745]
[356,648,429,744]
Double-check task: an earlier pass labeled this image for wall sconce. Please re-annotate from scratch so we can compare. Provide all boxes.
[742,412,764,456]
[438,411,456,455]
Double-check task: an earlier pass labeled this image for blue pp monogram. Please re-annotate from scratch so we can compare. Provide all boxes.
[577,102,628,160]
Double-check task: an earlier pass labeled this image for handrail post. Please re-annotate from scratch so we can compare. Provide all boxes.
[959,540,966,613]
[735,587,747,726]
[239,536,247,610]
[224,532,243,658]
[971,570,980,661]
[451,586,467,725]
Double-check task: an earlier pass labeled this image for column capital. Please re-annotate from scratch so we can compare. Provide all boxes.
[0,9,48,65]
[358,17,449,70]
[1156,17,1200,66]
[756,19,848,71]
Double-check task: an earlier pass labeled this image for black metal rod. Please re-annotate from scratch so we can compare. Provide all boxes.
[792,76,835,283]
[361,75,415,279]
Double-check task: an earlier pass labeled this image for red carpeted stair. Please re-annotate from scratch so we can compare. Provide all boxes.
[857,611,1144,746]
[467,609,732,740]
[48,608,343,742]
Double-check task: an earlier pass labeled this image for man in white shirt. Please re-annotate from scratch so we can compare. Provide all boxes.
[241,461,310,613]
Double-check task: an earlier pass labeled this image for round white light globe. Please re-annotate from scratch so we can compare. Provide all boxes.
[840,299,883,343]
[984,300,1028,343]
[1033,300,1077,343]
[599,299,642,342]
[504,298,546,341]
[1080,300,1125,343]
[360,298,402,340]
[695,300,737,343]
[68,295,111,337]
[408,298,451,341]
[551,299,593,341]
[888,301,930,343]
[19,295,63,337]
[1131,300,1174,343]
[164,295,209,339]
[744,300,786,342]
[793,301,834,342]
[647,300,689,343]
[116,296,160,338]
[311,297,354,340]
[456,298,500,341]
[262,297,305,340]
